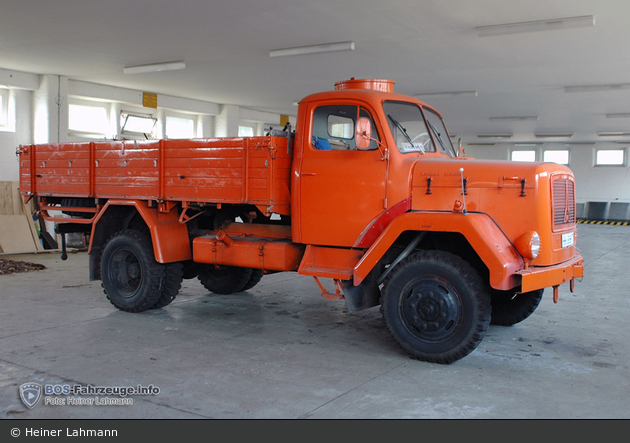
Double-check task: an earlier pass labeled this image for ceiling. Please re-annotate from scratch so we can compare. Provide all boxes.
[2,0,630,146]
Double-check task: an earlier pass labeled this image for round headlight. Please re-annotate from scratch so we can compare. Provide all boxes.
[515,231,540,260]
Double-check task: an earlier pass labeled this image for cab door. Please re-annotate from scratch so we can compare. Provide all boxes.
[298,102,387,247]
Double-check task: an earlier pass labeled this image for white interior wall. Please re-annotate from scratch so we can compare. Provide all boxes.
[0,88,32,181]
[0,71,290,182]
[465,143,630,205]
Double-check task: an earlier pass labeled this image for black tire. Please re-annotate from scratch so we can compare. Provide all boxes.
[381,250,491,364]
[490,289,544,326]
[181,261,200,280]
[61,197,96,219]
[101,230,164,312]
[241,269,264,291]
[152,262,184,309]
[198,265,253,294]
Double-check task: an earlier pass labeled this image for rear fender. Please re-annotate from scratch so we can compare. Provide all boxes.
[353,211,523,290]
[89,200,192,263]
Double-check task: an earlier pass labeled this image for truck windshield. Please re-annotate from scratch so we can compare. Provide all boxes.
[383,101,456,157]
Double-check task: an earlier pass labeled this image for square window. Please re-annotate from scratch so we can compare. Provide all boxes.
[543,150,569,165]
[166,116,195,139]
[0,88,10,127]
[69,104,108,134]
[121,113,157,134]
[511,150,536,162]
[596,149,625,165]
[238,126,254,137]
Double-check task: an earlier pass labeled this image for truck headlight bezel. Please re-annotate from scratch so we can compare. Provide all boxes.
[515,231,541,260]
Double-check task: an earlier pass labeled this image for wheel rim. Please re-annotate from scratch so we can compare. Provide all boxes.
[399,276,462,343]
[108,248,142,298]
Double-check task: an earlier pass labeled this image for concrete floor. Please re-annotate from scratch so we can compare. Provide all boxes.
[0,223,628,419]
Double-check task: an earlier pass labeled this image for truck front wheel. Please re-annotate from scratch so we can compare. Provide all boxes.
[381,250,491,364]
[490,289,544,326]
[101,230,165,312]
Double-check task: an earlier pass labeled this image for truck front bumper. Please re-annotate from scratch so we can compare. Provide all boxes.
[516,254,584,294]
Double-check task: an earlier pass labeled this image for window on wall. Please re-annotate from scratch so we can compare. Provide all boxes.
[511,150,536,162]
[238,125,254,137]
[0,88,15,131]
[68,104,108,134]
[165,116,195,139]
[543,149,570,165]
[0,89,6,126]
[596,149,625,166]
[120,113,157,135]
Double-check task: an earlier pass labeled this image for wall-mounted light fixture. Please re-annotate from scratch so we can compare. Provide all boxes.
[564,83,630,93]
[490,116,539,121]
[477,15,595,37]
[416,90,478,99]
[598,131,630,137]
[535,133,574,138]
[477,134,513,139]
[270,41,355,57]
[123,61,186,74]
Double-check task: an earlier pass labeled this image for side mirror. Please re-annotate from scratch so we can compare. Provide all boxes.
[355,117,372,150]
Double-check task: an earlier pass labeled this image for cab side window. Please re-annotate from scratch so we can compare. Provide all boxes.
[312,105,379,150]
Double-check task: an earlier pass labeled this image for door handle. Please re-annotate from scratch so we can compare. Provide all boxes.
[301,172,316,176]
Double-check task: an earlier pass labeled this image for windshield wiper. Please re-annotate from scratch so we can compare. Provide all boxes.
[388,114,424,153]
[428,121,455,156]
[388,115,412,143]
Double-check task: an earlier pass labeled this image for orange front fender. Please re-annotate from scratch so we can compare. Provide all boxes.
[353,211,523,290]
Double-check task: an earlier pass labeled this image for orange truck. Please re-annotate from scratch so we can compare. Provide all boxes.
[17,78,584,364]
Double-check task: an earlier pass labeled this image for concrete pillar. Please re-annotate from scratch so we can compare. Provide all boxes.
[33,74,68,144]
[215,104,239,137]
[196,114,213,138]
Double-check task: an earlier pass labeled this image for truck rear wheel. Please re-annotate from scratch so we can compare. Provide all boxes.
[381,250,491,364]
[101,230,165,312]
[241,269,264,291]
[490,289,544,326]
[152,262,184,309]
[198,265,253,294]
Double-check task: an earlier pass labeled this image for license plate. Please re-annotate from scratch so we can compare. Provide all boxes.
[562,232,574,248]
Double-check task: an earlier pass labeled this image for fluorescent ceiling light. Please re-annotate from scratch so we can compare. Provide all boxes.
[564,83,630,93]
[467,142,496,146]
[490,116,538,121]
[606,113,630,118]
[514,143,543,147]
[123,61,186,74]
[598,131,630,137]
[416,90,478,98]
[121,114,157,133]
[535,133,574,138]
[477,15,595,37]
[270,41,355,57]
[477,134,512,139]
[564,141,595,145]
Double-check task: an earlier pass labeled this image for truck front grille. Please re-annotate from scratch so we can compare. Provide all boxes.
[552,176,576,229]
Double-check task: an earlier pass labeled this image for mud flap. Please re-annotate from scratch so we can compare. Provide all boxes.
[341,268,381,311]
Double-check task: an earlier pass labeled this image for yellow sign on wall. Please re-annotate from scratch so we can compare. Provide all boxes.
[143,92,158,109]
[280,115,290,126]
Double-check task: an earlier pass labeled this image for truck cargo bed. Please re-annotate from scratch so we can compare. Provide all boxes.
[17,136,293,215]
